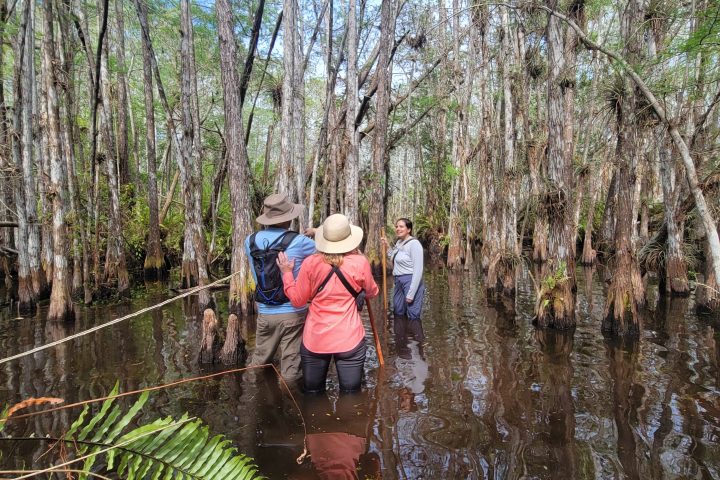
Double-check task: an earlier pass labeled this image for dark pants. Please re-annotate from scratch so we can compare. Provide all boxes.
[393,275,425,321]
[301,340,366,393]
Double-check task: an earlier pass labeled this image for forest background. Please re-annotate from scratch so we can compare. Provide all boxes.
[1,0,719,336]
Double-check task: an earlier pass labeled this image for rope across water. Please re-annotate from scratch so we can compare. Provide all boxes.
[0,271,239,366]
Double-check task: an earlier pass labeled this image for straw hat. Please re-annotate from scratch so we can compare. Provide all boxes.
[315,214,364,254]
[255,193,304,225]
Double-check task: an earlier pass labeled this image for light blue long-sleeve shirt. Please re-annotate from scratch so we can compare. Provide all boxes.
[387,237,424,300]
[245,227,316,314]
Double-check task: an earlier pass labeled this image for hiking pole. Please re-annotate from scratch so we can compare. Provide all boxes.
[366,300,385,366]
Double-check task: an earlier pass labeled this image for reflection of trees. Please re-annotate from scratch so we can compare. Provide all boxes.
[581,266,595,316]
[647,297,704,479]
[535,330,577,478]
[606,336,645,479]
[44,318,72,437]
[484,303,531,478]
[182,296,202,366]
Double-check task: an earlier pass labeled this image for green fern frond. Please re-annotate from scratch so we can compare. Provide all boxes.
[40,383,263,480]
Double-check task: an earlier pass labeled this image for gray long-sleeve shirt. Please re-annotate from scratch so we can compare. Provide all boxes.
[387,237,424,300]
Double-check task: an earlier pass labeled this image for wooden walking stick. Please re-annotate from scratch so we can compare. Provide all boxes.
[380,233,388,315]
[365,301,385,366]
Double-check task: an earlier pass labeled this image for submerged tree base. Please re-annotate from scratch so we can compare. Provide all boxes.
[580,247,597,266]
[143,254,168,281]
[200,309,220,364]
[47,297,75,323]
[534,262,576,330]
[602,253,644,335]
[220,313,246,365]
[16,278,36,316]
[661,255,690,297]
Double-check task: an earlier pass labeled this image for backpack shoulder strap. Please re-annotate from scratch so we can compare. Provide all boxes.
[273,231,299,250]
[334,267,360,298]
[313,266,336,299]
[248,232,259,253]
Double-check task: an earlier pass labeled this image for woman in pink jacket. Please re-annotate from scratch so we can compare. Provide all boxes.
[277,214,379,393]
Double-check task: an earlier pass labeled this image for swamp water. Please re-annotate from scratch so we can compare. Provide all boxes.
[0,266,719,479]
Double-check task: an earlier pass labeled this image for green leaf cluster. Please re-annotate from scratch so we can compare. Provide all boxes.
[1,383,264,480]
[542,261,569,291]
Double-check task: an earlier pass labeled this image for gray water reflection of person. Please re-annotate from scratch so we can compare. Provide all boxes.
[291,391,380,480]
[393,315,428,395]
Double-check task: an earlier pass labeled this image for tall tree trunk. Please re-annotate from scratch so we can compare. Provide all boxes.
[138,0,166,280]
[22,1,46,300]
[217,0,254,316]
[603,0,646,335]
[292,0,306,226]
[56,0,84,298]
[278,0,297,197]
[343,0,359,224]
[659,135,689,295]
[99,0,129,296]
[494,7,518,297]
[366,0,394,267]
[309,0,336,225]
[447,0,468,270]
[0,1,13,301]
[43,0,74,322]
[38,51,54,288]
[12,0,34,313]
[580,165,601,266]
[535,1,580,329]
[179,0,209,299]
[477,9,493,272]
[599,170,618,252]
[115,0,130,186]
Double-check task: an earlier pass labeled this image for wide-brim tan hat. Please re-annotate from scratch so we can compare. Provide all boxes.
[315,214,364,254]
[256,193,305,225]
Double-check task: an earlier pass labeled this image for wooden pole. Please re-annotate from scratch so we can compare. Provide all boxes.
[381,233,388,314]
[366,301,385,366]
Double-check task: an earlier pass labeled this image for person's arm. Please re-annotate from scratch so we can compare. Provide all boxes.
[290,236,317,279]
[406,241,424,301]
[387,243,398,261]
[278,252,313,307]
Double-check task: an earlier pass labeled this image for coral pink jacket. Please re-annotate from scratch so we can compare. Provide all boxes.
[282,253,379,354]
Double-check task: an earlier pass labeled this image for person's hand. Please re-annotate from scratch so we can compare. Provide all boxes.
[379,236,389,248]
[406,297,413,304]
[276,252,295,274]
[304,227,316,238]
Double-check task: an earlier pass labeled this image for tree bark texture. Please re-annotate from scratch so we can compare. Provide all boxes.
[43,0,74,322]
[217,0,255,316]
[179,0,209,301]
[366,0,394,267]
[138,0,166,280]
[11,0,34,313]
[535,1,579,330]
[344,0,359,225]
[99,0,129,296]
[22,1,46,300]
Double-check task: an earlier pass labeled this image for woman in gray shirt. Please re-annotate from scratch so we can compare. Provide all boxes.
[381,218,426,334]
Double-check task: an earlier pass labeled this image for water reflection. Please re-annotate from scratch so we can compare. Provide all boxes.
[0,267,719,479]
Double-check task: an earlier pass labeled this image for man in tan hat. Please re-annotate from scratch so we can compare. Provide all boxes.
[245,193,315,383]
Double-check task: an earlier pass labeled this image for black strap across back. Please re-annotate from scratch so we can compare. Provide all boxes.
[314,265,366,311]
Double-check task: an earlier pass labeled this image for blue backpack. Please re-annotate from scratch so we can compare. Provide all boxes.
[249,231,299,305]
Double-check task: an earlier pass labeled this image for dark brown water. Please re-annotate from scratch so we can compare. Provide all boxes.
[1,266,719,479]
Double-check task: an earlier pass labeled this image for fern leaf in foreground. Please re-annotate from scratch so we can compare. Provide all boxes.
[47,385,264,480]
